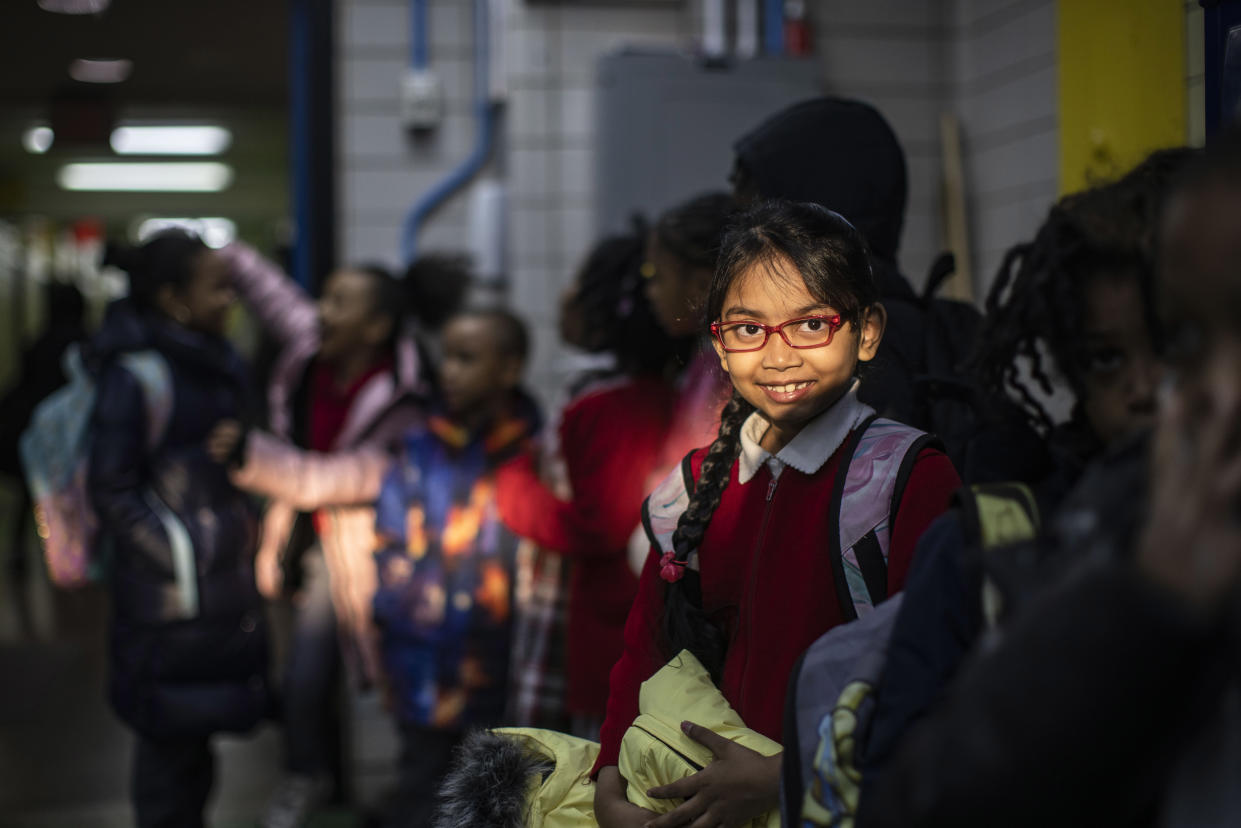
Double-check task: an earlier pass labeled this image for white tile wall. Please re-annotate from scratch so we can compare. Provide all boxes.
[948,0,1058,300]
[812,0,951,290]
[337,0,1204,391]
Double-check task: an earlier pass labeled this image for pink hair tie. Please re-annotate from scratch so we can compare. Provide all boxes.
[659,551,687,583]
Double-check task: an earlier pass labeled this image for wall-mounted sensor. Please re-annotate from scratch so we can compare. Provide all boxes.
[402,69,444,132]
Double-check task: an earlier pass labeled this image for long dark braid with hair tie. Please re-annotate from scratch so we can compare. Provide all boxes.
[661,390,755,683]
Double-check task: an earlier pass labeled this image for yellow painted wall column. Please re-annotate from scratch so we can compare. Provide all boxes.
[1057,0,1187,195]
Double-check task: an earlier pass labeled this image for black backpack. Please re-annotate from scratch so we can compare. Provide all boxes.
[864,253,1046,485]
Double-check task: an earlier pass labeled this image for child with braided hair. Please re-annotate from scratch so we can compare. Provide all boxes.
[851,147,1200,814]
[592,200,960,828]
[973,148,1197,468]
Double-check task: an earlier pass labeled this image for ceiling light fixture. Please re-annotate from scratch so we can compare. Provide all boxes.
[57,162,234,192]
[68,58,133,84]
[23,126,55,154]
[136,217,237,248]
[38,0,111,13]
[110,125,232,156]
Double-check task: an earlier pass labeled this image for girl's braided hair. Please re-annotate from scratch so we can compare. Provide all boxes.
[661,200,877,681]
[972,147,1198,434]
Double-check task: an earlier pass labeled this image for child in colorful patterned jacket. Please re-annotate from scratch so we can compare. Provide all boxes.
[371,307,542,828]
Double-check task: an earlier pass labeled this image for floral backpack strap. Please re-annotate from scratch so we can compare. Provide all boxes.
[640,450,698,572]
[830,417,941,620]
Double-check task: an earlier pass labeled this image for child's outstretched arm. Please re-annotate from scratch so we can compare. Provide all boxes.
[220,425,392,510]
[217,241,318,350]
[644,722,781,828]
[497,384,671,557]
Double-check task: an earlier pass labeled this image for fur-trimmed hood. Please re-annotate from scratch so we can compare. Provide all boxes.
[433,728,599,828]
[433,652,781,827]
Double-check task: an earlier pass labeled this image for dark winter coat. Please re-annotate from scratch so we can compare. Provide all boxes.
[860,419,1102,779]
[858,437,1241,827]
[86,301,269,739]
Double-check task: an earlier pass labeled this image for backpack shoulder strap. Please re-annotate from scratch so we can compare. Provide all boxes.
[955,481,1040,551]
[831,417,942,620]
[116,350,173,453]
[640,449,698,559]
[955,482,1040,630]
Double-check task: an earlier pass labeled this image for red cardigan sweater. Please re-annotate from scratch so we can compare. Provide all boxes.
[496,375,675,715]
[592,437,960,772]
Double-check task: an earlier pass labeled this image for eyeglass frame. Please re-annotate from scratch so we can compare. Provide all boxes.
[710,314,846,353]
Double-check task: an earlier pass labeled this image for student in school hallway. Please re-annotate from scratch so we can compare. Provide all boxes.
[371,308,542,828]
[591,201,960,828]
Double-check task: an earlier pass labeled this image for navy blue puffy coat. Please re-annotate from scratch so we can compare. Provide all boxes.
[86,302,270,738]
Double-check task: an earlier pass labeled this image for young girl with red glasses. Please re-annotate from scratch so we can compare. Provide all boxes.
[592,200,960,828]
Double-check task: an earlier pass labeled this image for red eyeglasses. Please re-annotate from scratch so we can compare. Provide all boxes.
[710,314,845,353]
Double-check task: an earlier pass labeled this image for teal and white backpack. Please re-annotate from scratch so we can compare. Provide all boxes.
[19,344,173,588]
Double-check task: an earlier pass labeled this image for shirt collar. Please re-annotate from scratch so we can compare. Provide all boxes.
[736,379,874,484]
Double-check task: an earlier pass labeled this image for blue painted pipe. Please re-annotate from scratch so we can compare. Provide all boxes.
[410,0,429,70]
[764,0,785,56]
[401,0,493,264]
[289,0,312,288]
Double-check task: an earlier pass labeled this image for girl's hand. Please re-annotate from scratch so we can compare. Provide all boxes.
[206,419,243,465]
[1138,379,1241,612]
[645,721,781,828]
[595,766,659,828]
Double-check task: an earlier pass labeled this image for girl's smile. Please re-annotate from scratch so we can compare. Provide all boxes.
[757,379,816,403]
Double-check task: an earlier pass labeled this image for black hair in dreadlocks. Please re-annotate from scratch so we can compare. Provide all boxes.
[973,147,1199,434]
[661,200,877,682]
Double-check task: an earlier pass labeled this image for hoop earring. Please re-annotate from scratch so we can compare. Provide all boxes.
[172,305,191,324]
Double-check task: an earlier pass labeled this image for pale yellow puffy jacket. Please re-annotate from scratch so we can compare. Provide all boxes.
[496,651,781,828]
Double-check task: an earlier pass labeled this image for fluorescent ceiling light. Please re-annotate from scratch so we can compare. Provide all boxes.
[39,0,110,13]
[57,162,234,192]
[111,125,232,156]
[69,58,132,84]
[23,126,55,154]
[137,217,237,249]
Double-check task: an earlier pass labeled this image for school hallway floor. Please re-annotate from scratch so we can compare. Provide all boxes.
[0,485,401,828]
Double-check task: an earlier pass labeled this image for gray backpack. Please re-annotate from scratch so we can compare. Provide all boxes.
[782,480,1041,827]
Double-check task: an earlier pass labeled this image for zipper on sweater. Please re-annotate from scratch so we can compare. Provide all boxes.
[631,724,704,772]
[739,471,779,713]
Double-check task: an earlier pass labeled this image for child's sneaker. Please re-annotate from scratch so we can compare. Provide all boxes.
[260,773,331,828]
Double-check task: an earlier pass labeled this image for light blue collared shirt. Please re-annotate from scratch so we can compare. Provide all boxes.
[736,379,875,484]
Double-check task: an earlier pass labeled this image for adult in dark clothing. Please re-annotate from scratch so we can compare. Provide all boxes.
[857,134,1241,827]
[88,231,269,828]
[731,97,1042,483]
